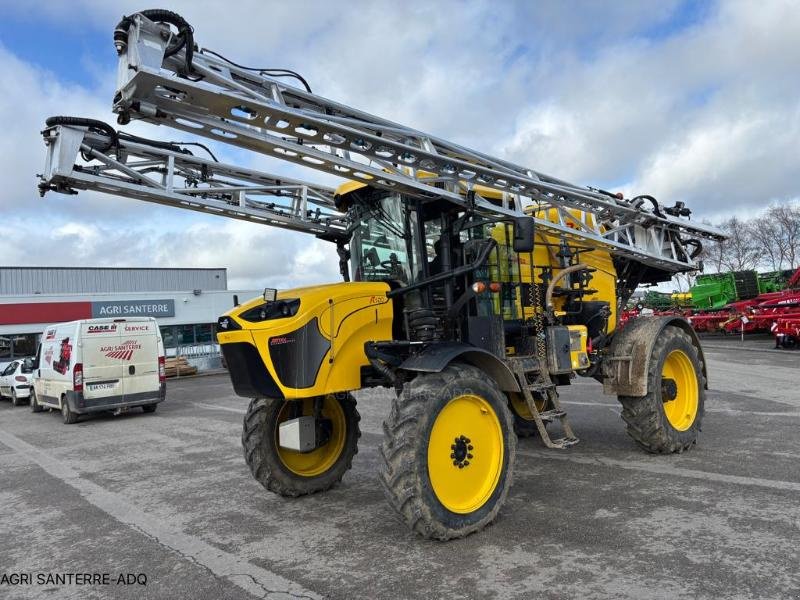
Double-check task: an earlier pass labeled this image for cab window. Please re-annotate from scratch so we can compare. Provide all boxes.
[351,193,416,284]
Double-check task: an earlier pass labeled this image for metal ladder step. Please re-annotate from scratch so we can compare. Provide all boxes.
[510,361,579,450]
[538,409,566,421]
[550,437,580,449]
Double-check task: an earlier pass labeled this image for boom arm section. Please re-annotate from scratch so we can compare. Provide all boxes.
[108,9,724,273]
[39,119,347,240]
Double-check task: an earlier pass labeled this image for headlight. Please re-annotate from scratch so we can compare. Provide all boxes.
[240,299,301,323]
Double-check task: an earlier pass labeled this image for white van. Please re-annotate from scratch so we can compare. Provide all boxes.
[31,317,166,424]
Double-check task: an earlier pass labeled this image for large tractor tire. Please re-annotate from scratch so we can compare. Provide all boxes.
[507,392,548,438]
[618,326,705,453]
[379,363,516,540]
[242,394,360,497]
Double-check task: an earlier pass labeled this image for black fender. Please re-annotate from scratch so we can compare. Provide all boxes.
[399,342,520,393]
[602,316,708,397]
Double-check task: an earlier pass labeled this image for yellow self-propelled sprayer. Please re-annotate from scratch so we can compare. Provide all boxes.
[39,9,725,539]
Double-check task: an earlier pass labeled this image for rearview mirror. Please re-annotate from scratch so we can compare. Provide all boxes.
[513,217,535,253]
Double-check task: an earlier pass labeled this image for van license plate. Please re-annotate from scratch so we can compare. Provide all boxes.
[88,382,116,391]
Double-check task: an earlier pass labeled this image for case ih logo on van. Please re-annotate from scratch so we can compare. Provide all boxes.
[87,324,118,334]
[101,340,142,361]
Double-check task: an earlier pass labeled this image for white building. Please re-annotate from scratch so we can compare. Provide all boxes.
[0,267,260,369]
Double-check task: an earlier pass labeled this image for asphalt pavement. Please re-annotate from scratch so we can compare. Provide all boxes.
[1,342,798,599]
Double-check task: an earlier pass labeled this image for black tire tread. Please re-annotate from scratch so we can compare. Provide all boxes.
[379,363,516,540]
[618,327,706,453]
[62,397,78,425]
[30,391,43,413]
[242,395,360,498]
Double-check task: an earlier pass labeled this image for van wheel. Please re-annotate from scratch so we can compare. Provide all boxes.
[30,390,43,413]
[61,398,79,424]
[142,404,157,413]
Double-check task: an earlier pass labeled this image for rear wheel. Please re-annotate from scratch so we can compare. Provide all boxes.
[11,390,21,407]
[30,390,43,413]
[242,394,360,497]
[142,404,157,413]
[61,397,79,425]
[379,363,516,540]
[619,326,705,453]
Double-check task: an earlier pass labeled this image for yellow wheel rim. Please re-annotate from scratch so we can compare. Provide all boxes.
[661,350,699,431]
[275,396,346,477]
[427,394,504,514]
[510,392,545,421]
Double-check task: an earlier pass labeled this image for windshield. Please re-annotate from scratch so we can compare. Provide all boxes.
[351,193,417,284]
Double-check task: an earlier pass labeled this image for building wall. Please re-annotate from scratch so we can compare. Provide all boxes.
[0,289,262,361]
[0,267,227,295]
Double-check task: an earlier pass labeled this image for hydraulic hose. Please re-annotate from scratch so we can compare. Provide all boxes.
[545,263,590,312]
[45,116,218,161]
[114,9,194,71]
[45,116,118,152]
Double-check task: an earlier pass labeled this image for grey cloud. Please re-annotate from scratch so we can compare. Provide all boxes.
[1,0,797,289]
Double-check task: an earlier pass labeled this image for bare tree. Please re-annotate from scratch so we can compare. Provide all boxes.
[749,213,784,271]
[697,219,725,273]
[672,272,696,293]
[772,204,800,269]
[700,217,759,273]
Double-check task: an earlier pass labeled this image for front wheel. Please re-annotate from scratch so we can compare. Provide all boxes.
[379,363,516,540]
[242,394,360,497]
[619,326,705,453]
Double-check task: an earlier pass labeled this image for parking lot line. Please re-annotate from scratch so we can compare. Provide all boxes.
[561,399,800,418]
[516,448,800,492]
[191,401,247,414]
[0,428,320,600]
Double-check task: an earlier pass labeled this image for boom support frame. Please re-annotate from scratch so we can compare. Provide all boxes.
[40,123,346,240]
[103,11,723,273]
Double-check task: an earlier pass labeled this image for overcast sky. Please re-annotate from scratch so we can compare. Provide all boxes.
[0,0,797,290]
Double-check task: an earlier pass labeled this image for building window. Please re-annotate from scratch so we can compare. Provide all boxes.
[195,324,213,343]
[160,326,177,349]
[179,324,195,345]
[0,334,38,359]
[11,334,38,358]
